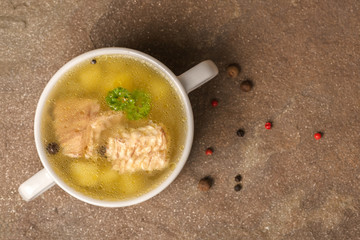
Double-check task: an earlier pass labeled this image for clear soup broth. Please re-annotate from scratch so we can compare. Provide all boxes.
[41,54,186,200]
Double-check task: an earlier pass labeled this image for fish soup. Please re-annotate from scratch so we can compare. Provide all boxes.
[41,55,187,200]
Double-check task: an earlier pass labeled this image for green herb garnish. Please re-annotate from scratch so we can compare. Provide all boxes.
[126,90,151,120]
[106,87,151,120]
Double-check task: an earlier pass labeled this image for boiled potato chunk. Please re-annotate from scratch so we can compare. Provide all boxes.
[78,65,102,92]
[102,72,134,95]
[70,161,99,187]
[148,77,170,101]
[99,167,121,185]
[117,173,145,194]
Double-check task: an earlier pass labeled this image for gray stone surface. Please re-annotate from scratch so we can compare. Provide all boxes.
[1,0,360,239]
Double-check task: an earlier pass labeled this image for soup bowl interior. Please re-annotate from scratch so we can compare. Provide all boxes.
[34,48,194,207]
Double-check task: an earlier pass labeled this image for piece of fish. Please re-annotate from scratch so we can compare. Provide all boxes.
[84,112,124,158]
[106,124,168,173]
[53,98,125,159]
[53,98,100,158]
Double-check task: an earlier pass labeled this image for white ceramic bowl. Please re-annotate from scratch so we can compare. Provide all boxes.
[19,48,218,207]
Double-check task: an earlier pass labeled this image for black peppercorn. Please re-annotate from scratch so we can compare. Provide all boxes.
[234,184,242,192]
[236,129,245,137]
[91,59,97,64]
[235,174,242,182]
[46,142,59,155]
[98,145,106,157]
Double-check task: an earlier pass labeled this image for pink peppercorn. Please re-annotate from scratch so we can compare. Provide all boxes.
[314,132,322,140]
[265,122,272,130]
[206,148,213,155]
[211,99,218,107]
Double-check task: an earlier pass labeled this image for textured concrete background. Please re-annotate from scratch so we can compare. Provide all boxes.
[1,0,360,239]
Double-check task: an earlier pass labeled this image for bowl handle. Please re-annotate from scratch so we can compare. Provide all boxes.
[18,168,55,201]
[177,60,218,93]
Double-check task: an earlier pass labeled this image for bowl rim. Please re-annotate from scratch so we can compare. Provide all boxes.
[34,47,194,207]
